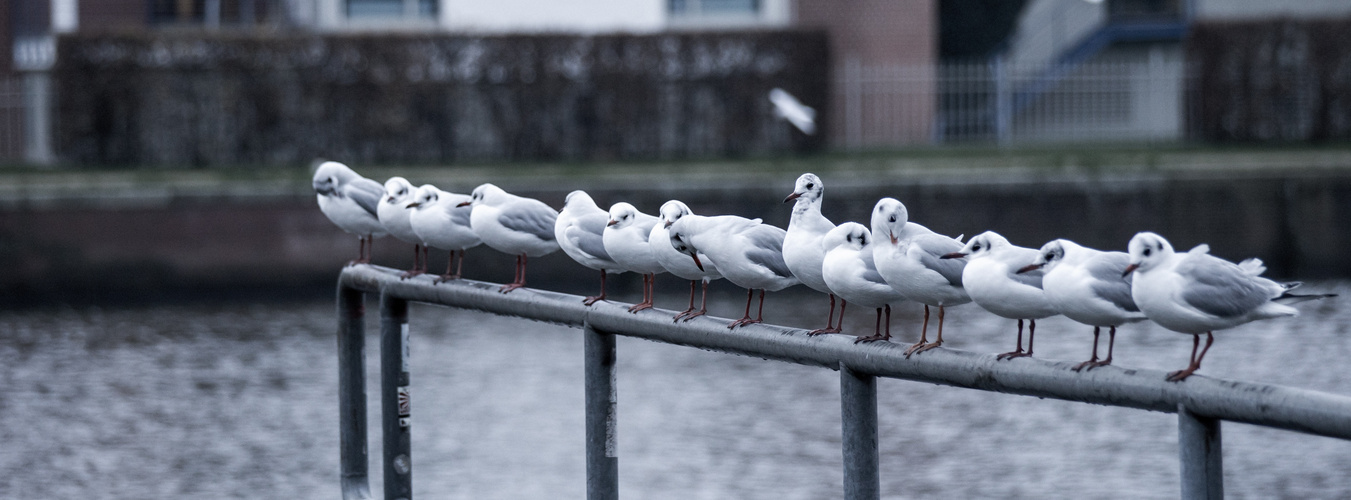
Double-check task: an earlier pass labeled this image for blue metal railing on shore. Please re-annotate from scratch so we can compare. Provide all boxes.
[335,264,1351,500]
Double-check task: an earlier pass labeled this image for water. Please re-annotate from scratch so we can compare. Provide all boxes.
[2,284,1350,499]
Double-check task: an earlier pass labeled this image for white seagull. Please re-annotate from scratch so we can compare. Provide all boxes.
[651,200,723,322]
[556,191,623,305]
[871,198,971,356]
[821,223,909,343]
[461,183,560,293]
[668,214,800,328]
[943,231,1060,359]
[378,177,427,279]
[769,88,816,135]
[312,161,387,265]
[408,184,481,283]
[604,202,666,313]
[1019,239,1146,371]
[1124,232,1334,381]
[783,173,844,334]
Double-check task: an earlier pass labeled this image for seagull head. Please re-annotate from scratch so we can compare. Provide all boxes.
[564,190,598,213]
[668,230,703,271]
[1020,240,1066,274]
[461,183,501,207]
[312,161,354,196]
[825,223,871,253]
[1124,231,1174,276]
[659,200,691,228]
[607,202,639,229]
[408,185,438,209]
[784,173,824,204]
[944,231,1005,260]
[870,197,908,245]
[383,177,415,206]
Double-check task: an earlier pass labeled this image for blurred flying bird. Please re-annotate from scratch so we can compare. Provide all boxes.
[769,88,816,135]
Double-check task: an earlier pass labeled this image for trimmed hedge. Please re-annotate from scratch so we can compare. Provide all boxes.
[1188,18,1351,142]
[56,31,829,166]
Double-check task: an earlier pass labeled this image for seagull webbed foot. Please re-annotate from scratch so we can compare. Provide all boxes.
[499,283,526,293]
[905,341,942,358]
[1166,365,1199,382]
[996,349,1031,361]
[728,317,762,329]
[806,327,840,336]
[627,302,654,313]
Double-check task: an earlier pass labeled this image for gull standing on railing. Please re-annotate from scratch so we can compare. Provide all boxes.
[821,223,909,343]
[312,160,387,265]
[408,184,481,283]
[604,202,665,313]
[668,214,800,328]
[784,173,844,334]
[461,183,559,293]
[1019,239,1145,370]
[943,231,1059,359]
[379,177,428,279]
[870,198,971,356]
[651,200,723,321]
[556,191,623,305]
[1124,232,1335,381]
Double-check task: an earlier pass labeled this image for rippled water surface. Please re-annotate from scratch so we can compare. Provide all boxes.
[2,283,1350,499]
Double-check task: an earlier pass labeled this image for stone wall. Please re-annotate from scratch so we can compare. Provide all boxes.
[54,31,829,166]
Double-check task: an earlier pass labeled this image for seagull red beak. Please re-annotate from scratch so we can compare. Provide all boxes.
[940,252,966,260]
[1016,263,1042,274]
[689,252,704,271]
[406,202,421,208]
[664,220,673,228]
[889,231,898,245]
[456,201,471,207]
[783,192,802,203]
[1122,264,1139,277]
[607,219,618,226]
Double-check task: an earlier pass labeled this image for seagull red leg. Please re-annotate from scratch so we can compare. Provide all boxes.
[500,254,528,293]
[729,288,757,328]
[808,294,841,335]
[1167,332,1213,382]
[674,279,698,321]
[904,305,931,355]
[629,274,655,313]
[683,279,710,322]
[1072,326,1102,371]
[584,269,608,306]
[997,319,1031,360]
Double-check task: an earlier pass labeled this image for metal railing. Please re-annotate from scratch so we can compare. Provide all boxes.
[335,264,1351,500]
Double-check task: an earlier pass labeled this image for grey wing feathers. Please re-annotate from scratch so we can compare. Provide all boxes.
[743,225,793,279]
[914,235,965,287]
[449,204,473,228]
[1177,256,1270,318]
[347,178,384,216]
[570,213,612,260]
[499,200,558,241]
[1087,253,1140,312]
[861,254,888,285]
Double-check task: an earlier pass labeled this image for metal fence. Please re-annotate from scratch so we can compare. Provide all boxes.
[0,77,25,163]
[835,54,1190,148]
[335,264,1351,500]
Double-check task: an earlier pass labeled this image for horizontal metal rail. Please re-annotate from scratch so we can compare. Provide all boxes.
[336,264,1351,499]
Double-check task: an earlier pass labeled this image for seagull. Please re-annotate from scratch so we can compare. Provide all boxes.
[769,88,816,135]
[604,202,666,313]
[783,173,845,334]
[556,191,624,306]
[312,161,387,265]
[870,198,971,356]
[1124,232,1335,381]
[668,214,800,328]
[461,183,560,293]
[822,223,909,343]
[651,200,723,322]
[378,177,427,279]
[943,231,1059,360]
[408,184,481,283]
[1018,239,1146,371]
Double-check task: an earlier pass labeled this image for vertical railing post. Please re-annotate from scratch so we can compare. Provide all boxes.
[584,322,618,500]
[1178,403,1223,500]
[381,292,412,500]
[840,363,879,500]
[337,285,373,500]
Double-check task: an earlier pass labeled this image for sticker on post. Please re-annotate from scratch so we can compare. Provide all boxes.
[399,417,411,428]
[398,385,411,417]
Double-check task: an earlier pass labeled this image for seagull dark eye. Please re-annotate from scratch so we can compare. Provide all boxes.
[1143,248,1151,256]
[1046,252,1055,260]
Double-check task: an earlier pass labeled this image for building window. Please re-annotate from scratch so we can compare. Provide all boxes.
[347,0,437,19]
[669,0,760,16]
